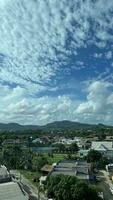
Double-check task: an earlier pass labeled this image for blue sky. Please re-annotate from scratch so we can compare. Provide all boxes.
[0,0,113,125]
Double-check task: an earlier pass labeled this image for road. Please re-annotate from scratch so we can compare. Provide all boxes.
[97,170,113,200]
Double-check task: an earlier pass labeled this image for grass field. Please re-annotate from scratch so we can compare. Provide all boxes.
[20,154,65,184]
[45,153,66,164]
[20,170,41,186]
[20,153,77,186]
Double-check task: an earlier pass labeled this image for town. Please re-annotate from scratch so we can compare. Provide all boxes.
[0,125,113,200]
[0,0,113,199]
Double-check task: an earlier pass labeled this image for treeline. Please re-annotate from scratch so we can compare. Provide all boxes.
[0,126,113,139]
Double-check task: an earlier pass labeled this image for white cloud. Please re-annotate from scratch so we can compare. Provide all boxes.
[0,84,79,125]
[0,81,113,125]
[76,81,113,124]
[0,1,113,124]
[105,51,112,59]
[0,0,113,93]
[93,53,103,58]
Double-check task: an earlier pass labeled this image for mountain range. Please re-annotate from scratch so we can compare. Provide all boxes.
[0,121,110,132]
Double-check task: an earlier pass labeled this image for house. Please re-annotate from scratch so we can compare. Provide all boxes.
[32,138,43,144]
[61,138,75,145]
[41,164,53,175]
[91,141,113,158]
[50,160,95,181]
[59,137,85,148]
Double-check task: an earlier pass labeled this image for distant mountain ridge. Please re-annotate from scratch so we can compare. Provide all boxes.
[0,123,40,131]
[0,120,111,132]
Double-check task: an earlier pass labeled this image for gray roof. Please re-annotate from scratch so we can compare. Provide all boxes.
[0,182,28,200]
[51,160,93,180]
[91,141,113,151]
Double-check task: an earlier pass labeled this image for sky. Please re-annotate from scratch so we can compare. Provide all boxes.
[0,0,113,125]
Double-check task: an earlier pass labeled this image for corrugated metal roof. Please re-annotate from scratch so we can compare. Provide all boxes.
[91,141,113,151]
[0,182,28,200]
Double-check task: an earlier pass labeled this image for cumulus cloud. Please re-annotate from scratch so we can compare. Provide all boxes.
[105,51,112,60]
[76,81,113,124]
[0,84,80,125]
[93,53,103,58]
[0,0,113,124]
[0,0,113,91]
[0,81,113,125]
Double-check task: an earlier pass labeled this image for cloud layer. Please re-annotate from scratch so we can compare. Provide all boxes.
[0,0,113,124]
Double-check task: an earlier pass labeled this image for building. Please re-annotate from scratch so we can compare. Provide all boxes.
[74,137,84,148]
[0,166,29,200]
[60,138,75,145]
[32,138,43,144]
[91,141,113,158]
[2,139,27,148]
[50,160,95,181]
[41,164,53,175]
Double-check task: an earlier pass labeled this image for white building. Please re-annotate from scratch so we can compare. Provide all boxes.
[39,176,47,186]
[91,141,113,158]
[59,137,83,147]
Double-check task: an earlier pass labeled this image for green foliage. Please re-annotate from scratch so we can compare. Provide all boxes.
[52,143,66,153]
[87,150,102,163]
[2,145,23,169]
[69,142,79,153]
[96,157,110,169]
[32,155,48,171]
[72,182,101,200]
[45,175,102,200]
[98,132,106,140]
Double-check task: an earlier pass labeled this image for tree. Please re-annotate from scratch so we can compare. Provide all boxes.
[52,143,66,153]
[87,150,102,163]
[98,133,106,140]
[72,182,101,200]
[32,155,48,171]
[69,142,79,153]
[45,175,102,200]
[2,145,23,169]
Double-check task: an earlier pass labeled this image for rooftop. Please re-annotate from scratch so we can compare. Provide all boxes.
[91,141,113,151]
[41,164,53,173]
[51,160,93,180]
